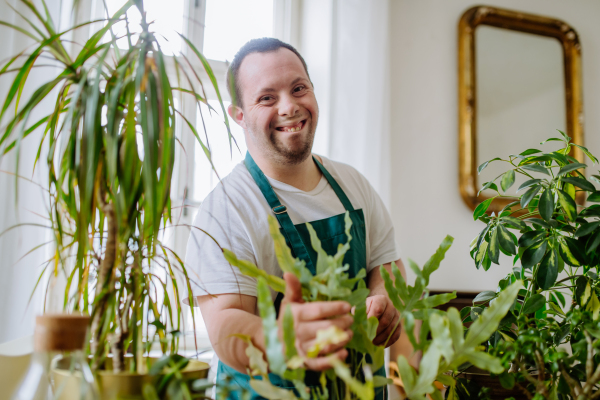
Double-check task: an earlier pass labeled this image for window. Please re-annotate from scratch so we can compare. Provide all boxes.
[81,0,291,350]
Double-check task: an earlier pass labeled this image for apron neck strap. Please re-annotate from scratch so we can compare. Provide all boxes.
[244,152,314,267]
[313,156,355,212]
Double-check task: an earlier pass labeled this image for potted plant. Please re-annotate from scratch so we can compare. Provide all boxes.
[462,130,600,400]
[0,0,230,397]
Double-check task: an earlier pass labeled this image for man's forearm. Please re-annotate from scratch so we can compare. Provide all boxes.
[367,259,404,295]
[209,308,266,373]
[197,294,266,374]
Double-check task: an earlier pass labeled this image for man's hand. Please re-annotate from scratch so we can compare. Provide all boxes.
[279,273,353,371]
[366,294,400,347]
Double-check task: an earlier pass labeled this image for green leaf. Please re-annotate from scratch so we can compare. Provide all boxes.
[561,177,595,192]
[557,189,577,221]
[517,179,542,193]
[573,143,599,164]
[478,181,500,197]
[499,372,515,389]
[373,376,393,388]
[478,157,501,174]
[473,291,497,303]
[575,221,600,238]
[587,231,600,254]
[464,351,503,374]
[501,170,516,192]
[522,294,545,314]
[538,188,555,221]
[520,149,542,156]
[422,235,454,286]
[414,292,457,310]
[470,306,483,322]
[502,216,526,230]
[520,185,542,208]
[464,281,522,347]
[488,228,500,264]
[497,224,516,255]
[223,249,286,293]
[524,218,551,229]
[587,191,600,202]
[521,185,542,208]
[521,240,547,269]
[330,358,374,400]
[558,162,587,176]
[536,249,558,290]
[250,380,298,400]
[521,164,550,175]
[518,230,546,248]
[473,198,494,221]
[282,305,297,360]
[559,239,581,266]
[548,302,565,317]
[396,355,417,394]
[586,293,600,320]
[256,278,286,376]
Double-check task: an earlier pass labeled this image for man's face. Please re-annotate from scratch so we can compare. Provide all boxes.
[230,48,319,165]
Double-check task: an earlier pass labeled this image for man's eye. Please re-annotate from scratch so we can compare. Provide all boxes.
[294,85,306,93]
[260,96,274,102]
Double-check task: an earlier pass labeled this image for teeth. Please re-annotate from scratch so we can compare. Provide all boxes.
[282,125,301,132]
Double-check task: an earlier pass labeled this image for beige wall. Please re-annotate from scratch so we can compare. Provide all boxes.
[390,0,600,292]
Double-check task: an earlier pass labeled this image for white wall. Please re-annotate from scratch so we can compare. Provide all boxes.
[390,0,600,292]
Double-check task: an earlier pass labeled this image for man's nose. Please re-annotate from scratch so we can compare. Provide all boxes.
[278,94,300,117]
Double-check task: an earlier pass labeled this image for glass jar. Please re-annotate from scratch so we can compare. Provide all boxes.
[11,314,99,400]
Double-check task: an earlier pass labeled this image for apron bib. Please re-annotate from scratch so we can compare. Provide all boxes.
[216,153,386,400]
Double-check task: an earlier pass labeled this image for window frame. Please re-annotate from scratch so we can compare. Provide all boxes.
[72,0,299,348]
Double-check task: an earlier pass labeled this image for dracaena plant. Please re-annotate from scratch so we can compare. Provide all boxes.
[0,0,230,374]
[466,131,600,399]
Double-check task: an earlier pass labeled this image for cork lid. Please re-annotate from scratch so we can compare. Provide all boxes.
[34,314,90,352]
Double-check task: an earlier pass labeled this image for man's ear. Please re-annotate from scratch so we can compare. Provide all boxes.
[228,103,245,129]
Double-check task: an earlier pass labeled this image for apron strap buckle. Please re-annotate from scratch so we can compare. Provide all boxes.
[272,205,287,215]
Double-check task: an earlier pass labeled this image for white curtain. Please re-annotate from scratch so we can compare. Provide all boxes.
[299,0,392,207]
[0,0,68,343]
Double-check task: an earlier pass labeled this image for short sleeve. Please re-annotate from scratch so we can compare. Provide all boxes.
[185,190,259,298]
[365,182,399,270]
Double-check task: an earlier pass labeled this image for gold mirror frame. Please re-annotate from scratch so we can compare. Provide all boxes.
[458,6,584,213]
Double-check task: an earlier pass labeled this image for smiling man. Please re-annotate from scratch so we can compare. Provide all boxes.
[186,38,407,400]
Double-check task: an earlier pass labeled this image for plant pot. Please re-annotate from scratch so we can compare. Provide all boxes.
[52,356,209,400]
[460,366,527,400]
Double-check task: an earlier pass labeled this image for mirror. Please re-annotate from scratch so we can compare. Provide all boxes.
[458,6,584,212]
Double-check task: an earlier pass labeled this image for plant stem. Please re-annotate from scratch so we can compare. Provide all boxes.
[91,188,119,371]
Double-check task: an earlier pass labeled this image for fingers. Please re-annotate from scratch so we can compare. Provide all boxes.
[302,330,353,356]
[366,295,388,321]
[373,311,400,347]
[283,272,303,303]
[296,301,351,321]
[296,315,354,339]
[304,349,348,371]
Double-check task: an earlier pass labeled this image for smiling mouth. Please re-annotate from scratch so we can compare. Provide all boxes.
[276,119,306,133]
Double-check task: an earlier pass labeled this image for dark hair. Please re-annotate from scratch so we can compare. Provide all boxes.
[226,38,310,107]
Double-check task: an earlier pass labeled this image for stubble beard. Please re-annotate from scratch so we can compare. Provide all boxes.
[251,119,316,166]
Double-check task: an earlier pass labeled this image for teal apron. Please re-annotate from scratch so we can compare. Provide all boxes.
[216,152,386,400]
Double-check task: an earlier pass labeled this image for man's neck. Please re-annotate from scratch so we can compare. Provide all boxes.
[250,151,322,192]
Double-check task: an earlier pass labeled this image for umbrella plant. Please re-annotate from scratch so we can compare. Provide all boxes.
[0,0,230,375]
[466,131,600,399]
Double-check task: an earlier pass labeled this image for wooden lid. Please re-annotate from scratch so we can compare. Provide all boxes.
[34,314,90,351]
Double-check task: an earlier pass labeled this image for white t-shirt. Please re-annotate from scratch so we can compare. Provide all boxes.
[185,156,399,302]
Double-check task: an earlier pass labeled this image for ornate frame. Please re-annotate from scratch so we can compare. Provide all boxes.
[458,6,584,212]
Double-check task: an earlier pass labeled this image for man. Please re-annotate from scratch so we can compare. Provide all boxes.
[186,38,408,399]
